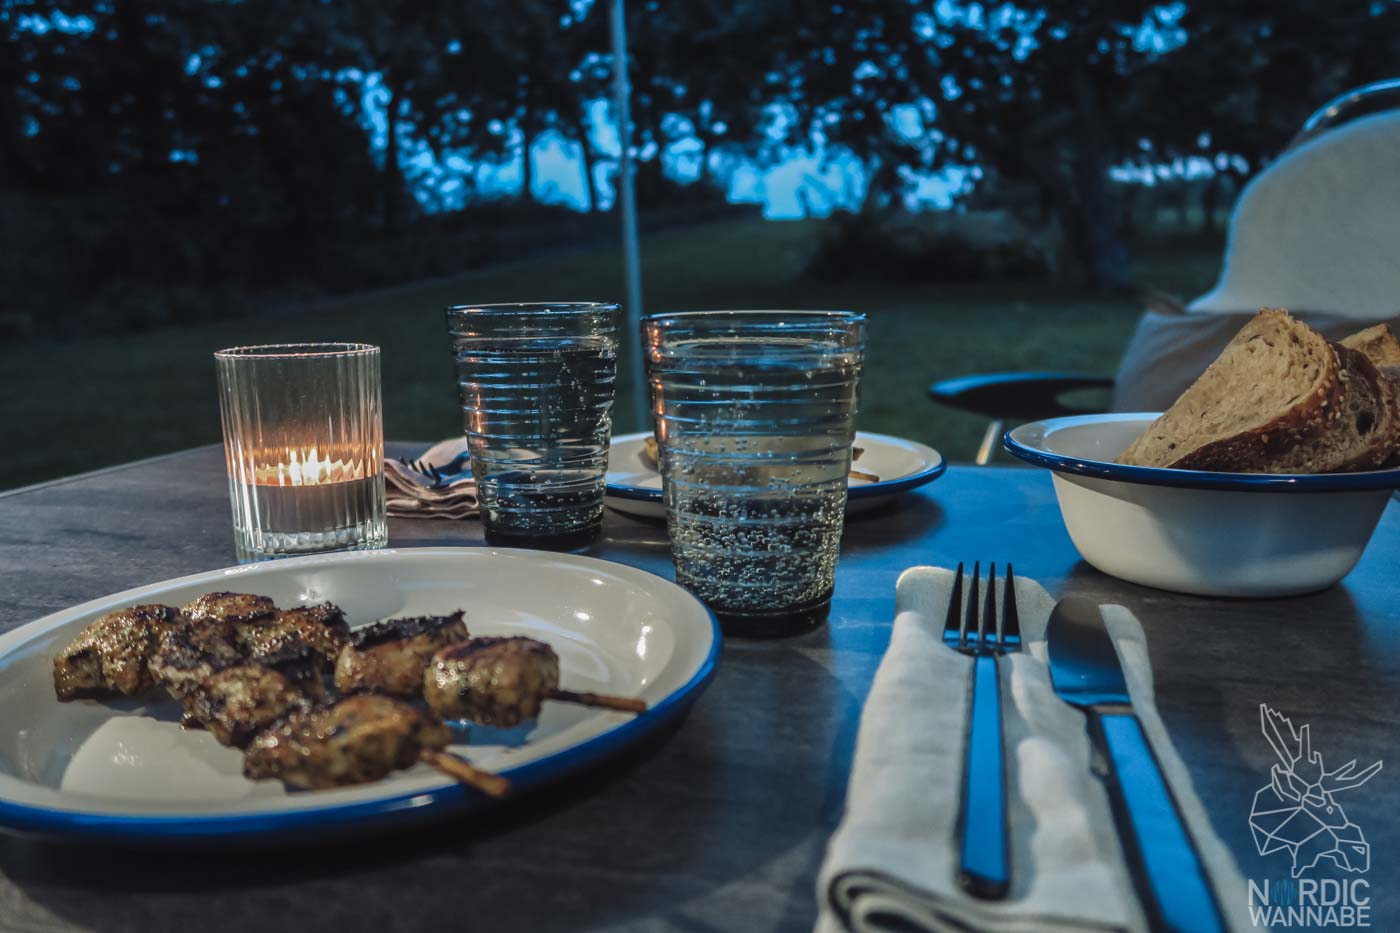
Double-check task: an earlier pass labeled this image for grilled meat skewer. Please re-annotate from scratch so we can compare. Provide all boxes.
[424,636,646,728]
[49,592,508,797]
[334,612,469,697]
[156,635,508,798]
[151,594,350,700]
[53,604,182,700]
[186,593,349,670]
[239,604,350,668]
[55,592,350,703]
[180,649,322,746]
[244,695,509,797]
[424,637,557,727]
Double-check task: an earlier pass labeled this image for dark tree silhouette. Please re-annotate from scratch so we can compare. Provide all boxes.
[4,0,1398,333]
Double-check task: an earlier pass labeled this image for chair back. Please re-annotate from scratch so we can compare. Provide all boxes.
[1188,109,1400,320]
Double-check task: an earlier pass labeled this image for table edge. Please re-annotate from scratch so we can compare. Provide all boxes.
[0,445,224,501]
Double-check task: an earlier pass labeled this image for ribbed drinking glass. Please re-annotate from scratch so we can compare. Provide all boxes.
[644,310,866,636]
[445,302,620,548]
[214,343,387,563]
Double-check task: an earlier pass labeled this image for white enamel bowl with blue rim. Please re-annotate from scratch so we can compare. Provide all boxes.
[0,547,718,845]
[1005,413,1400,597]
[604,430,946,520]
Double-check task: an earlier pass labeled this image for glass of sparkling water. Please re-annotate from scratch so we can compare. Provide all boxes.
[214,343,387,563]
[446,302,620,549]
[644,310,866,636]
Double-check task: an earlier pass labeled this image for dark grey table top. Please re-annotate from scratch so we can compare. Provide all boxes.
[0,445,1396,932]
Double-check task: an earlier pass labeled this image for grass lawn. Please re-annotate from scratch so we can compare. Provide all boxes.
[0,217,1222,490]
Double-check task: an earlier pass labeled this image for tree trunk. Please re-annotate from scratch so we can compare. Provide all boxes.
[1061,172,1133,292]
[1175,181,1190,227]
[695,130,712,186]
[1062,69,1133,292]
[519,126,534,203]
[573,108,598,212]
[1119,178,1139,238]
[383,83,406,227]
[518,79,534,203]
[1200,173,1222,235]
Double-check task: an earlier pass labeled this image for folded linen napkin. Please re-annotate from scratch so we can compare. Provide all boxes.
[816,567,1255,933]
[383,438,479,520]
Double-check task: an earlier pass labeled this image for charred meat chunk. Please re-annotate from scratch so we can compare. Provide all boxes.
[334,611,469,697]
[238,603,350,669]
[180,656,317,747]
[243,695,452,790]
[424,637,560,728]
[148,617,248,699]
[182,592,277,626]
[52,604,181,700]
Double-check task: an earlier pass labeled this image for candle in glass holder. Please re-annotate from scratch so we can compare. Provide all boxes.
[243,444,382,533]
[216,344,387,563]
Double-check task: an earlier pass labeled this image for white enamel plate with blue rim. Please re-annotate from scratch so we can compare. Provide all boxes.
[0,548,718,844]
[604,430,947,520]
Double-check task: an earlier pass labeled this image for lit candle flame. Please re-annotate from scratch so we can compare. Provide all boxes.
[248,445,370,486]
[286,445,329,485]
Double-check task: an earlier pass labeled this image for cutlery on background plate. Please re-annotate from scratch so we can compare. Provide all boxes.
[1046,597,1225,933]
[398,451,472,488]
[942,561,1021,900]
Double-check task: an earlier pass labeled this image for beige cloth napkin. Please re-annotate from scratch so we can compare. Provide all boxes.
[383,438,479,520]
[816,567,1256,933]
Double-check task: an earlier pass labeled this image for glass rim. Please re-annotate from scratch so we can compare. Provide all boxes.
[643,309,866,325]
[213,342,380,360]
[444,302,621,315]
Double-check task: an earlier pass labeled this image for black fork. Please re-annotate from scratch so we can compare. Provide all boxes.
[942,561,1021,900]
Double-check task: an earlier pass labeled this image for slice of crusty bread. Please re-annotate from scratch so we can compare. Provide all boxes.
[1340,323,1400,368]
[1380,367,1400,468]
[1340,325,1400,468]
[1265,346,1389,472]
[1117,309,1343,470]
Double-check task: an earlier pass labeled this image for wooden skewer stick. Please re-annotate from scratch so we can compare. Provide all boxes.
[419,750,511,798]
[545,688,648,714]
[848,468,880,483]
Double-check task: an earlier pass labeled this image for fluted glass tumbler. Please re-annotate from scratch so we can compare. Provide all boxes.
[214,343,387,563]
[446,302,620,549]
[644,310,866,636]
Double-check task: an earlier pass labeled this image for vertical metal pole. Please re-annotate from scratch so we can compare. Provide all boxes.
[609,0,647,432]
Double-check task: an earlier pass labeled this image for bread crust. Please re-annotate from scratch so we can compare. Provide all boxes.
[1339,350,1399,470]
[1167,350,1344,470]
[1119,310,1344,471]
[1341,324,1400,368]
[1264,346,1390,473]
[1374,366,1400,469]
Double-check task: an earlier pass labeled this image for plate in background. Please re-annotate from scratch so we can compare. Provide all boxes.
[604,430,946,520]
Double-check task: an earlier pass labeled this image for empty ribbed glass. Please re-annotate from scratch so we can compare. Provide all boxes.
[445,302,620,549]
[644,311,866,636]
[214,343,387,563]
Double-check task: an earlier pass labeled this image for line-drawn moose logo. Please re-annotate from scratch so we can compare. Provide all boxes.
[1249,704,1382,878]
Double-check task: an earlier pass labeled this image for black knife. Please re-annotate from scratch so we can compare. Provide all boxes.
[1046,597,1225,933]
